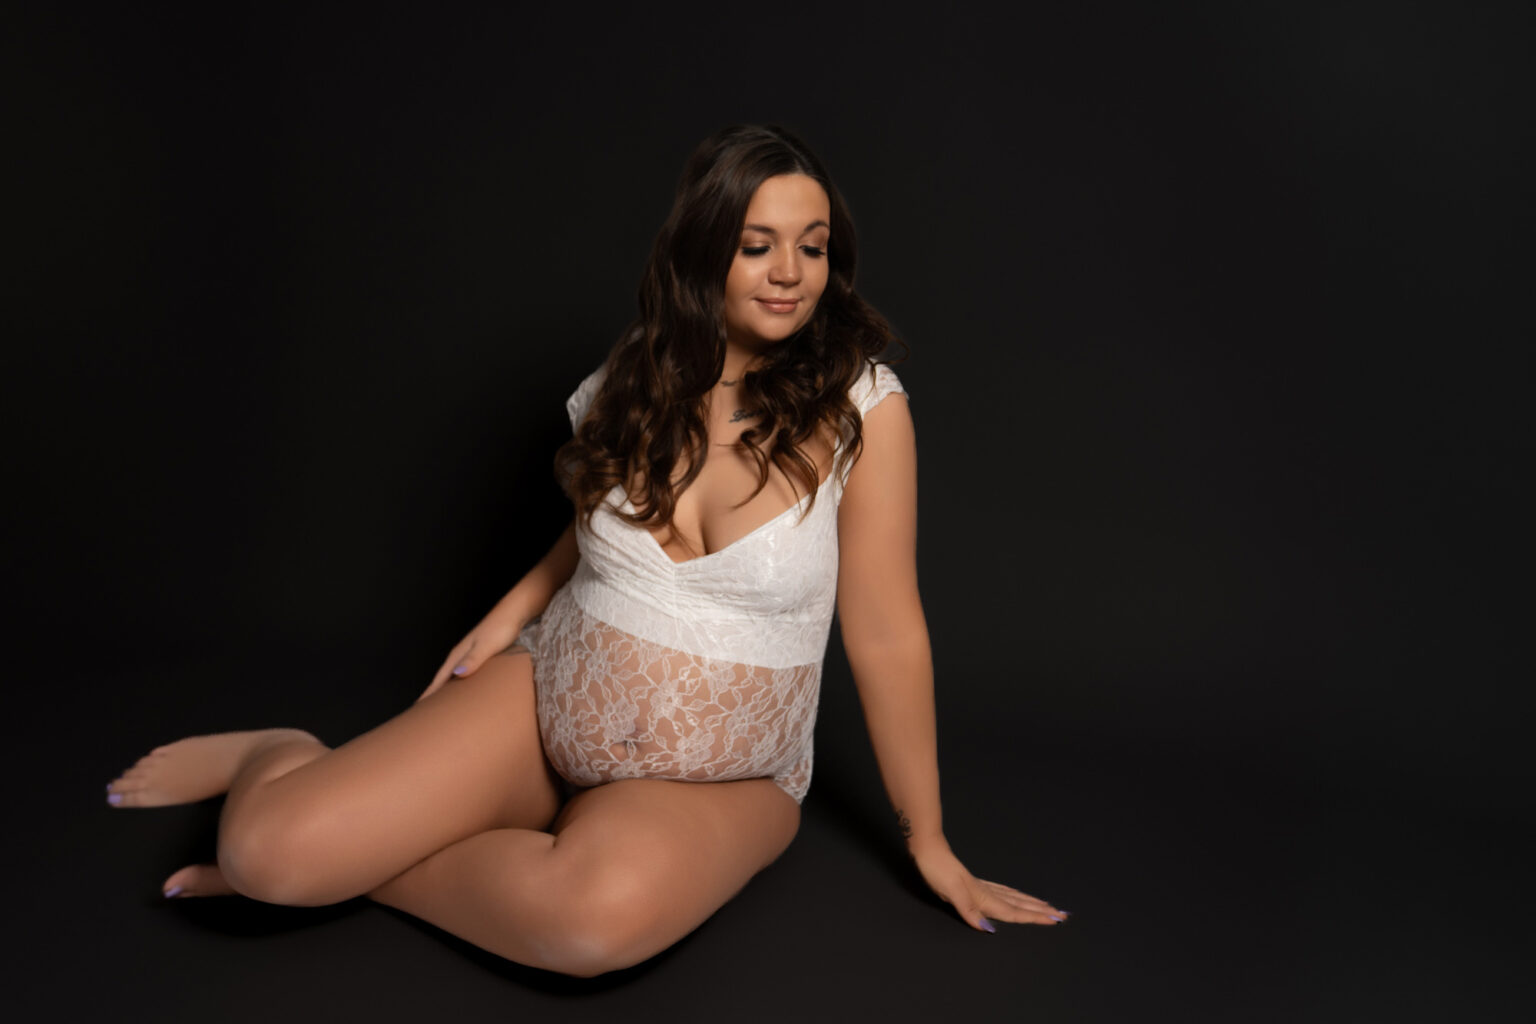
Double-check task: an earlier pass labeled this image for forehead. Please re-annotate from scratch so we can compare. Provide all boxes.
[742,174,831,228]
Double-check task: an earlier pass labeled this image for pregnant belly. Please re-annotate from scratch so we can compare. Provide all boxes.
[531,588,819,786]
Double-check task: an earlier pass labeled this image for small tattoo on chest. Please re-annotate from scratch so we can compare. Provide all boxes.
[729,408,754,423]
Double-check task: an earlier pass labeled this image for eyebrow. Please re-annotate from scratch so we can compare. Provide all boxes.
[741,219,831,237]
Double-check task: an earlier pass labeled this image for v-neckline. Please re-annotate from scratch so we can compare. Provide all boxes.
[627,470,835,568]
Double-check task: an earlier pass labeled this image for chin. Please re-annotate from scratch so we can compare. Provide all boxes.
[762,316,815,343]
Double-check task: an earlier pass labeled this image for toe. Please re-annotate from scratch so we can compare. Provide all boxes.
[162,863,236,899]
[108,783,155,808]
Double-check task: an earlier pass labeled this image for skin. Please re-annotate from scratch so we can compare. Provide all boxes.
[106,173,1066,978]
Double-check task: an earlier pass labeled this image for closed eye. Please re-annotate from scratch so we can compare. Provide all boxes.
[740,245,770,256]
[800,245,825,258]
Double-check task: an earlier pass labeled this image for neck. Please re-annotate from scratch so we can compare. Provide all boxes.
[720,336,765,385]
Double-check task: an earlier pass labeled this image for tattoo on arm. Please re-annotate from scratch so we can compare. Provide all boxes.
[895,809,913,840]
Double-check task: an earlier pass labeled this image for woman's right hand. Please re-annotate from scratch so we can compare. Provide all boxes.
[417,610,525,702]
[417,522,579,702]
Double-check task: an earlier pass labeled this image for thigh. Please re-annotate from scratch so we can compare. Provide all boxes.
[221,651,561,900]
[548,777,801,965]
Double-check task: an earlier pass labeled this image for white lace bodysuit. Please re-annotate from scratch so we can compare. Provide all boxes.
[517,361,905,803]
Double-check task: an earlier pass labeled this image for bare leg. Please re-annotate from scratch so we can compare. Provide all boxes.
[107,729,322,808]
[111,652,561,905]
[111,653,798,976]
[370,776,800,977]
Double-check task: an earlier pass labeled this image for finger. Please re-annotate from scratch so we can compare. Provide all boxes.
[946,889,997,934]
[440,637,480,679]
[977,879,1064,911]
[979,890,1069,925]
[978,880,1056,913]
[420,640,473,702]
[419,663,454,702]
[450,638,480,677]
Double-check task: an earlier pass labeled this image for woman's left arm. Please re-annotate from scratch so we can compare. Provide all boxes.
[836,393,1068,932]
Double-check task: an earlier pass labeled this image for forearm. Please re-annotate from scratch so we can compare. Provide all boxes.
[846,626,946,854]
[487,521,579,628]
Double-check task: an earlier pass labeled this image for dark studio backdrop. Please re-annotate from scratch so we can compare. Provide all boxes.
[6,2,1530,1021]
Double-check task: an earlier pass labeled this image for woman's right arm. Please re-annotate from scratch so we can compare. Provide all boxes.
[417,520,580,700]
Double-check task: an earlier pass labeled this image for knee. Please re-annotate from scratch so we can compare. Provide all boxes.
[543,860,671,978]
[217,803,348,907]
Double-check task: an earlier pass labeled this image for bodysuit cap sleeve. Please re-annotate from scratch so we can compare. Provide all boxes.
[836,362,907,489]
[565,365,609,433]
[851,362,905,416]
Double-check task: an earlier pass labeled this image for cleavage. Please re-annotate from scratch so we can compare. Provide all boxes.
[649,437,830,564]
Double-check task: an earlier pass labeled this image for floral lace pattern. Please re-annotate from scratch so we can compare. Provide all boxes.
[520,362,905,803]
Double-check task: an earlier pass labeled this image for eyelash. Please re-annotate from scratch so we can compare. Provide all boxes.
[739,245,826,258]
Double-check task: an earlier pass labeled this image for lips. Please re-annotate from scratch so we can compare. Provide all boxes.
[755,298,800,314]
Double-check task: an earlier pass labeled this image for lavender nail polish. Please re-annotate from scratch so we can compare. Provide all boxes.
[164,886,183,898]
[452,665,467,677]
[978,918,996,933]
[1049,914,1064,922]
[107,793,123,806]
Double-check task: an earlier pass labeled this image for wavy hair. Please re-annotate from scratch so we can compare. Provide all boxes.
[556,124,901,530]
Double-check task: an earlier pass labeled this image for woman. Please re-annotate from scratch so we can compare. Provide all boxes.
[107,124,1068,977]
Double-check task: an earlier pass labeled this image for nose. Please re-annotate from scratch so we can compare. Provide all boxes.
[767,248,802,286]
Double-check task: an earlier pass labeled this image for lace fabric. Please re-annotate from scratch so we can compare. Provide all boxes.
[519,362,905,803]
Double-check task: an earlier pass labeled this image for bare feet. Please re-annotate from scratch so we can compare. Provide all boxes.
[106,728,319,808]
[161,863,237,899]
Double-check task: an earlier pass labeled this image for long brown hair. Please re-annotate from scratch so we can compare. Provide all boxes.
[556,124,900,528]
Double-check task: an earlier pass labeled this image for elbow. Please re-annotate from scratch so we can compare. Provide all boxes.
[840,617,931,675]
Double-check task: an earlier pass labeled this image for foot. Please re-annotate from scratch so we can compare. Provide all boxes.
[106,729,318,808]
[161,863,237,899]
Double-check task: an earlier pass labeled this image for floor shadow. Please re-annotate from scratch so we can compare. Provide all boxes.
[374,905,690,993]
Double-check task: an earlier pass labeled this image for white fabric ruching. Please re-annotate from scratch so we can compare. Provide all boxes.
[517,361,905,803]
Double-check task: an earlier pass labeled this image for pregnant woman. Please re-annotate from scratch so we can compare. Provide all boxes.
[107,124,1068,977]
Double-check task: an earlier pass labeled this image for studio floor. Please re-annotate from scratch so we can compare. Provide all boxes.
[14,660,1526,1022]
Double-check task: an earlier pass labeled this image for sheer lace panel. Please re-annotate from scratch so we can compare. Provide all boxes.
[527,588,817,801]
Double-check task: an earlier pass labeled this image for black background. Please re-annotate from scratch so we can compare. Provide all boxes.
[7,2,1531,1021]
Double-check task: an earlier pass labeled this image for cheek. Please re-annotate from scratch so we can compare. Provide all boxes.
[808,264,830,304]
[725,262,756,303]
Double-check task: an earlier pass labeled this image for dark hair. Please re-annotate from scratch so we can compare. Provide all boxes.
[556,124,900,530]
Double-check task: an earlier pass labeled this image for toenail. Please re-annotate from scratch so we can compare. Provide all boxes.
[164,885,183,898]
[107,793,123,806]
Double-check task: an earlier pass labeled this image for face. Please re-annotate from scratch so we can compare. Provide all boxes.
[722,173,832,353]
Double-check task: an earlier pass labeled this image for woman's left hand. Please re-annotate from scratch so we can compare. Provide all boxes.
[910,839,1069,932]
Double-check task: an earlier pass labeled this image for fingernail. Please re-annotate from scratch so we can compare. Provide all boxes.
[452,665,467,676]
[164,885,184,898]
[107,793,123,806]
[1049,914,1064,922]
[978,918,996,933]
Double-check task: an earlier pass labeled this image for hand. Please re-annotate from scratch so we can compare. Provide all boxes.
[417,609,525,702]
[910,838,1069,932]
